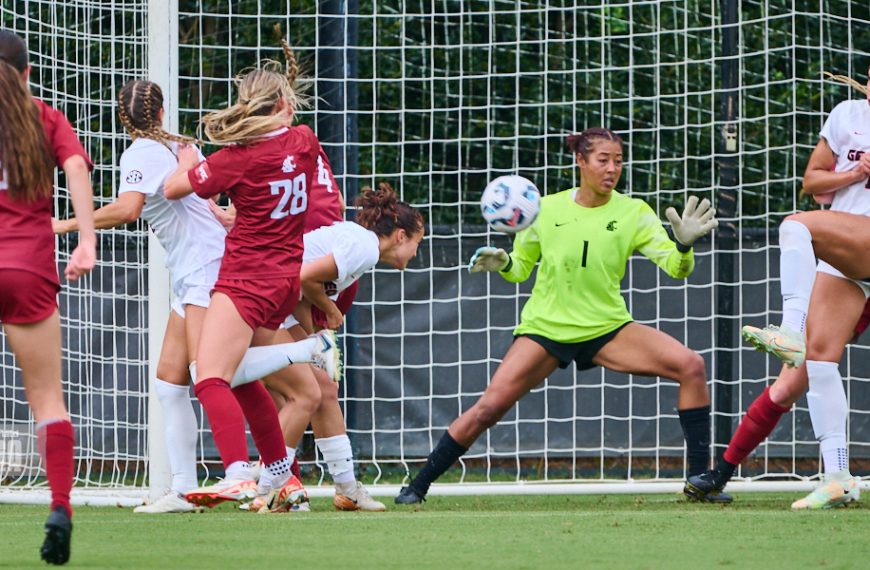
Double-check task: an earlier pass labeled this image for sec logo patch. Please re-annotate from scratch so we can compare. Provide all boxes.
[126,170,143,184]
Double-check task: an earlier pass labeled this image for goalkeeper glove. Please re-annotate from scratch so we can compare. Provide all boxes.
[469,247,510,273]
[665,195,718,249]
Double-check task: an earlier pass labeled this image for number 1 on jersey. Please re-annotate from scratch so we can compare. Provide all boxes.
[581,240,589,268]
[269,173,308,219]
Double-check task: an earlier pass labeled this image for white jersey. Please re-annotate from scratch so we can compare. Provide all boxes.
[118,138,226,288]
[303,221,380,295]
[820,99,870,215]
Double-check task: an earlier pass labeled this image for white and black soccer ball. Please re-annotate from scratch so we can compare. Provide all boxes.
[480,175,541,234]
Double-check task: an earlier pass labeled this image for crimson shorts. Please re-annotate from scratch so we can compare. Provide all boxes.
[311,279,360,329]
[213,276,300,331]
[0,269,59,324]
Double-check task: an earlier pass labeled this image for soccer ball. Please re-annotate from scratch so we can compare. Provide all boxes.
[480,175,541,234]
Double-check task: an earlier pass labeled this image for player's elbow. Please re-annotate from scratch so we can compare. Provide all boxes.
[62,155,90,178]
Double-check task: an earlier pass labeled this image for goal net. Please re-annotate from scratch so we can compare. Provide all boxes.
[2,1,869,504]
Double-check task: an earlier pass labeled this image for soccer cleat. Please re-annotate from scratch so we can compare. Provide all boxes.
[184,478,257,508]
[683,470,734,504]
[791,475,860,510]
[134,491,200,514]
[40,505,72,565]
[741,324,805,368]
[312,329,342,382]
[334,481,387,512]
[394,485,425,505]
[249,475,311,513]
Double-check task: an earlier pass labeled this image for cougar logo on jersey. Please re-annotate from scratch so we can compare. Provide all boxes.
[324,281,338,297]
[126,170,143,184]
[282,155,297,174]
[194,163,210,183]
[606,220,618,231]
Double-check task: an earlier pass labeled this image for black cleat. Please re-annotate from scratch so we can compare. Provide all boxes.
[394,485,425,505]
[684,470,734,504]
[40,506,72,565]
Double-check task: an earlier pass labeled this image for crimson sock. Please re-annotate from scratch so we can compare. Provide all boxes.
[723,386,790,466]
[194,378,249,468]
[231,382,286,466]
[37,419,74,518]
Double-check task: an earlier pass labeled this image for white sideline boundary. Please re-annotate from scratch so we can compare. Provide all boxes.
[2,479,865,506]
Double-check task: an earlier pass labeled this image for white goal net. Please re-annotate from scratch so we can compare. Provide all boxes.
[2,1,869,504]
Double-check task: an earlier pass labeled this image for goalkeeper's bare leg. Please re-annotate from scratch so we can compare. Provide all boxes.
[396,337,560,504]
[591,324,726,503]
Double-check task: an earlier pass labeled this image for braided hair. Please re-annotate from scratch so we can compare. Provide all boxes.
[354,182,424,238]
[117,80,197,152]
[202,31,308,145]
[824,70,868,96]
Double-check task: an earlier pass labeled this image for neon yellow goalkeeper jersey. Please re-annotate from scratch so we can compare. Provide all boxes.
[500,188,694,343]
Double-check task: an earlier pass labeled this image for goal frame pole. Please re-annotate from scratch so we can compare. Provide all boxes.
[145,0,178,501]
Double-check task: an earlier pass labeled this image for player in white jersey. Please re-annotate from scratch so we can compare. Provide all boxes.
[54,80,338,513]
[235,182,424,512]
[739,70,870,508]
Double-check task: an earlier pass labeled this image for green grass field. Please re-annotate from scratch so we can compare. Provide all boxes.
[2,493,868,569]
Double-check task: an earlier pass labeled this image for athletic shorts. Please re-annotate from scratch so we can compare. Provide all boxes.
[852,299,870,343]
[214,276,300,331]
[0,269,59,324]
[817,261,870,298]
[171,260,221,317]
[518,322,631,371]
[282,279,360,331]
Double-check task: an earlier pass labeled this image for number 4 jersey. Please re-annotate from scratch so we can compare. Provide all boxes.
[189,125,320,279]
[500,188,694,343]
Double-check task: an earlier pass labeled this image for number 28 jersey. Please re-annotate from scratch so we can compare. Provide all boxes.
[189,125,320,280]
[500,189,694,343]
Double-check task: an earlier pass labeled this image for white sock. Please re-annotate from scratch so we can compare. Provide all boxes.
[265,456,292,488]
[806,360,849,474]
[316,434,356,485]
[778,220,815,334]
[229,338,319,388]
[154,378,198,494]
[225,460,252,481]
[285,446,297,464]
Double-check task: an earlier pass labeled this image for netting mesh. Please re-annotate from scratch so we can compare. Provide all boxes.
[2,1,870,499]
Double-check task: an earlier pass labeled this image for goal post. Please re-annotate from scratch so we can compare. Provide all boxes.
[144,0,178,502]
[3,2,870,506]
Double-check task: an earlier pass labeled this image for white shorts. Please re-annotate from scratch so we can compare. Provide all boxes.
[171,260,221,317]
[817,260,870,298]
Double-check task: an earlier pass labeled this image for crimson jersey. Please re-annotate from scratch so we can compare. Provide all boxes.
[304,147,343,232]
[0,98,92,284]
[189,125,320,279]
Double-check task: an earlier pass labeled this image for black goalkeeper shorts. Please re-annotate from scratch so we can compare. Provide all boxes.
[518,322,631,371]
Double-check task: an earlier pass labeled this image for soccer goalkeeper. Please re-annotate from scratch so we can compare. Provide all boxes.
[396,127,721,505]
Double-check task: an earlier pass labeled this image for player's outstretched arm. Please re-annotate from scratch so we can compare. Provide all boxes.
[468,246,509,273]
[163,145,201,199]
[665,195,718,250]
[62,155,96,281]
[54,191,146,235]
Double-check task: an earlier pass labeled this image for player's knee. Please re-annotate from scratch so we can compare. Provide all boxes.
[805,337,844,362]
[473,401,509,430]
[156,364,188,385]
[679,351,707,387]
[296,389,322,417]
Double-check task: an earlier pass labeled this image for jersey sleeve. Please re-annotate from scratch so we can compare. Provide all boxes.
[499,221,541,283]
[41,104,93,171]
[118,145,175,197]
[332,232,380,282]
[633,200,694,279]
[188,147,244,199]
[820,101,848,156]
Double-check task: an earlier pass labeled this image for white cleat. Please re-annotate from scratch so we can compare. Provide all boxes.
[134,491,200,514]
[792,473,860,510]
[184,478,258,509]
[334,481,387,512]
[312,329,342,382]
[742,324,805,368]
